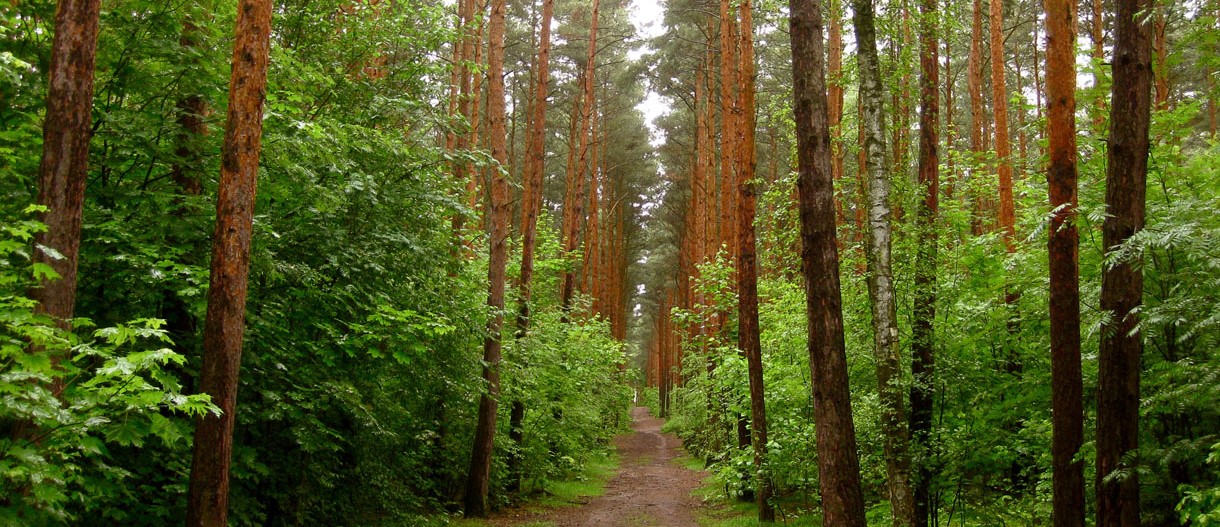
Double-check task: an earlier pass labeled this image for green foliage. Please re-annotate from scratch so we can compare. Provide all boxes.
[0,213,217,525]
[499,224,632,502]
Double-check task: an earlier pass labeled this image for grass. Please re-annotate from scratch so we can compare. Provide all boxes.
[682,455,823,527]
[530,450,619,509]
[447,449,620,527]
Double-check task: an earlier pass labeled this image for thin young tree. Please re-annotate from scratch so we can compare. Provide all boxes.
[910,0,939,521]
[855,0,915,522]
[1045,0,1084,523]
[184,0,274,524]
[1096,0,1152,522]
[735,0,773,520]
[29,0,103,360]
[991,0,1020,356]
[968,0,986,235]
[509,0,554,492]
[464,0,509,517]
[788,0,868,525]
[560,0,600,317]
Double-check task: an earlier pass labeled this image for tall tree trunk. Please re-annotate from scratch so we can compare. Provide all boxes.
[584,102,603,313]
[723,0,752,457]
[910,0,939,523]
[464,0,508,517]
[508,0,553,493]
[1153,11,1169,111]
[28,0,103,369]
[828,0,845,227]
[1033,15,1043,122]
[1045,0,1084,524]
[184,0,273,524]
[560,0,600,317]
[658,297,671,417]
[1096,0,1151,522]
[694,65,708,285]
[516,0,553,337]
[736,2,773,520]
[720,0,739,264]
[788,1,868,525]
[450,0,476,244]
[990,0,1021,376]
[968,0,986,236]
[943,11,956,201]
[717,0,736,280]
[1091,0,1107,131]
[467,10,486,229]
[990,0,1015,253]
[855,0,914,523]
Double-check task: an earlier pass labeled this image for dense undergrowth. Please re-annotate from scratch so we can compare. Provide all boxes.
[0,0,630,523]
[657,121,1220,524]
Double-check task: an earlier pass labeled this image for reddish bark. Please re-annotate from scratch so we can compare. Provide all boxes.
[464,0,508,517]
[29,0,103,351]
[516,0,554,336]
[735,2,773,520]
[1046,0,1085,524]
[788,1,868,525]
[827,0,845,227]
[184,0,273,523]
[720,0,739,268]
[1096,0,1152,522]
[450,0,476,242]
[989,0,1021,375]
[943,18,957,200]
[1091,0,1107,131]
[968,0,985,236]
[584,104,603,314]
[1153,12,1169,111]
[560,0,600,317]
[910,0,939,521]
[990,0,1015,254]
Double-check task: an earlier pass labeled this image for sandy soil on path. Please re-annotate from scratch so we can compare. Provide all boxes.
[491,406,707,526]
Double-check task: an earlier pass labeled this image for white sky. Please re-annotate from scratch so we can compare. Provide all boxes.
[629,0,670,147]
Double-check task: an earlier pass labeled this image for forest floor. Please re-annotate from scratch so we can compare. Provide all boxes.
[484,406,707,527]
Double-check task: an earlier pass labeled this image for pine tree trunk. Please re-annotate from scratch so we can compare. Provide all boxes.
[450,0,476,243]
[516,0,554,337]
[736,2,773,520]
[560,0,600,317]
[828,0,845,227]
[508,0,553,493]
[968,0,986,236]
[184,0,273,524]
[463,0,508,517]
[788,1,868,525]
[1096,0,1151,522]
[943,12,957,200]
[1091,0,1107,131]
[855,0,915,523]
[990,0,1015,253]
[989,0,1021,375]
[1153,12,1169,111]
[910,0,939,522]
[29,0,103,359]
[1045,0,1085,524]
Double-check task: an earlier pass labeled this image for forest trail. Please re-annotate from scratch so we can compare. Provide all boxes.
[496,406,706,526]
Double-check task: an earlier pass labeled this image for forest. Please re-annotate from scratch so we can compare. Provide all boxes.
[1,0,1218,524]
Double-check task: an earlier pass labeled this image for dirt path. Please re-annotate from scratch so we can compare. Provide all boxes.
[495,406,706,526]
